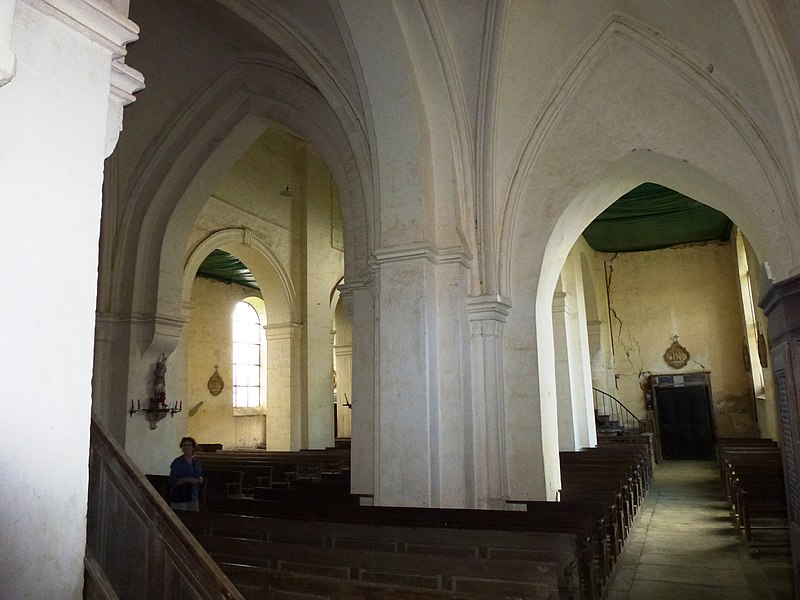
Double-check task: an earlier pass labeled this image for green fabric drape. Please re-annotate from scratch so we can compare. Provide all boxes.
[582,183,732,253]
[197,249,259,289]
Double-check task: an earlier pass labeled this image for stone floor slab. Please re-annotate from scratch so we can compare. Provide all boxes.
[601,459,792,600]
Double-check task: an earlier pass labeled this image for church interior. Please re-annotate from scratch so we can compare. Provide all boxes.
[2,1,800,598]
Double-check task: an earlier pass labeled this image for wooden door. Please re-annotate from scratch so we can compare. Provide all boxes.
[654,384,714,459]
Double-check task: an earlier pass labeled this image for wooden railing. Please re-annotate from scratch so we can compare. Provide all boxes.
[85,415,243,600]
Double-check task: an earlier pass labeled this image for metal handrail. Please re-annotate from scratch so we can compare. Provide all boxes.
[593,388,645,434]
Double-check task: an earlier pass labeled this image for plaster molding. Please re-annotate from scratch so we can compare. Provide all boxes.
[98,311,186,359]
[24,0,139,56]
[94,311,120,342]
[334,344,353,357]
[105,57,144,157]
[0,0,16,87]
[551,291,572,315]
[373,243,471,268]
[337,276,373,317]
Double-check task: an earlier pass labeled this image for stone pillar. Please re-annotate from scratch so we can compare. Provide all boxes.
[467,296,511,509]
[553,291,582,450]
[340,278,376,496]
[373,251,433,506]
[334,342,353,437]
[265,322,302,450]
[761,274,800,594]
[371,245,470,507]
[553,262,596,451]
[0,2,141,597]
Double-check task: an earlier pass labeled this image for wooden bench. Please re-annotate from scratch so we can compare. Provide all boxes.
[717,438,788,550]
[197,533,559,599]
[196,451,351,493]
[219,562,494,600]
[180,510,581,599]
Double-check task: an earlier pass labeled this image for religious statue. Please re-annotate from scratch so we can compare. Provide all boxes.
[154,353,167,406]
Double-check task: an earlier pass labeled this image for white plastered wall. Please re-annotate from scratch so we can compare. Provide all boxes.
[602,241,757,436]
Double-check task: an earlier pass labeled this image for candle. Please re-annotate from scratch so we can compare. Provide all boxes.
[130,399,134,411]
[138,399,141,410]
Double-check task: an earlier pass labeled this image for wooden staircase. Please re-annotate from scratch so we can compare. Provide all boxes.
[593,388,645,437]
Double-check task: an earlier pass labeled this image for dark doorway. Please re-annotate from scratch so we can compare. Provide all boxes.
[652,374,714,459]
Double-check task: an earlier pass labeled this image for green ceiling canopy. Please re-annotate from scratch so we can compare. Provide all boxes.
[196,249,259,289]
[582,183,732,253]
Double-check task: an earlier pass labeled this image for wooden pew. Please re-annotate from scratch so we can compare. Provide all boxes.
[196,449,351,493]
[196,533,560,599]
[180,508,585,599]
[506,499,614,591]
[219,562,499,600]
[717,438,788,550]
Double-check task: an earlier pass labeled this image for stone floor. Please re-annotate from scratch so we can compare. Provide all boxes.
[603,460,793,599]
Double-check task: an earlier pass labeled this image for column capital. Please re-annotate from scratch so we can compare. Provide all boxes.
[373,242,471,268]
[265,322,303,340]
[466,295,511,322]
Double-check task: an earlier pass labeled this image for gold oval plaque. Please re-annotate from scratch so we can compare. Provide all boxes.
[207,365,224,396]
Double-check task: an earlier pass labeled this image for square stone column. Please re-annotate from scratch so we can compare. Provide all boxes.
[339,279,376,496]
[265,322,302,450]
[371,244,471,507]
[467,296,511,509]
[552,290,595,450]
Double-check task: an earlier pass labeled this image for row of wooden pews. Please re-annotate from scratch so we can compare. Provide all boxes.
[195,448,351,502]
[511,440,652,597]
[717,437,788,551]
[174,442,650,600]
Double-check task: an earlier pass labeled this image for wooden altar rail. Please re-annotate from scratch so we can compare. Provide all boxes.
[86,416,243,600]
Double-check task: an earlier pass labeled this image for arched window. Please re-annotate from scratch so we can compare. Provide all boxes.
[232,301,262,407]
[736,230,765,397]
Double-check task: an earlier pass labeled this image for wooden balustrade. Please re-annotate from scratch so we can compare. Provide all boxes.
[86,416,243,600]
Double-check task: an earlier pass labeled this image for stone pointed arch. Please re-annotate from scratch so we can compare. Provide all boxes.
[111,59,370,324]
[497,13,800,503]
[97,57,372,442]
[182,228,298,324]
[500,13,800,299]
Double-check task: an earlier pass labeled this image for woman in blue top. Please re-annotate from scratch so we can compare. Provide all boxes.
[169,436,203,511]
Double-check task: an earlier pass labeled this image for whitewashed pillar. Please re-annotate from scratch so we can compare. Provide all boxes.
[373,250,433,506]
[265,322,303,450]
[334,342,353,437]
[467,296,511,509]
[0,2,141,597]
[553,291,581,450]
[370,245,471,507]
[340,278,376,496]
